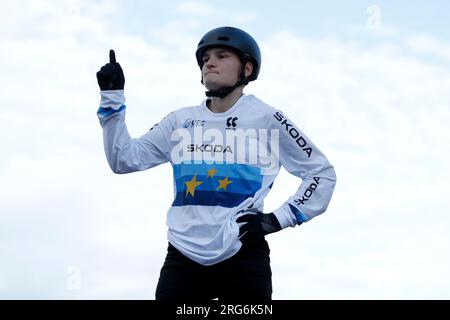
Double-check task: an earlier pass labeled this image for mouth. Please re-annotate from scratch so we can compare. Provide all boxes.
[204,71,219,77]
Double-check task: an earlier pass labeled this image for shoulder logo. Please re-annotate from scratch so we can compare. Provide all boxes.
[184,118,206,128]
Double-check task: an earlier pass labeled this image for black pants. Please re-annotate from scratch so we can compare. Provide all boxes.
[155,240,272,301]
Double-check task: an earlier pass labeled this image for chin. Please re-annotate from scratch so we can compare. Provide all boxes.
[204,82,220,91]
[204,80,232,91]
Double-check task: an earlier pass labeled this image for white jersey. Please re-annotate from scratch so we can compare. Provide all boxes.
[97,90,336,265]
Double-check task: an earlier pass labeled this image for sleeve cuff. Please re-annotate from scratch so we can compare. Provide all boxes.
[273,204,298,229]
[100,90,126,110]
[273,202,310,229]
[288,203,309,224]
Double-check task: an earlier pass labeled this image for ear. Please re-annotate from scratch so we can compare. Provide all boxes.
[244,61,254,78]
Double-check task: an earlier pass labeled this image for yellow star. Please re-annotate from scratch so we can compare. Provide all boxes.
[207,167,217,178]
[185,175,203,197]
[216,176,232,191]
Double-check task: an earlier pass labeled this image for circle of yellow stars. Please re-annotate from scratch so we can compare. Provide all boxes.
[184,167,233,197]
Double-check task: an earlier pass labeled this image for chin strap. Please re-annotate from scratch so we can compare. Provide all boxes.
[204,58,250,98]
[205,78,248,98]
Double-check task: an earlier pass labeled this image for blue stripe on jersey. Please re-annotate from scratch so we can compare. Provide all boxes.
[173,161,263,183]
[172,190,254,208]
[97,105,126,118]
[172,161,263,207]
[174,175,261,195]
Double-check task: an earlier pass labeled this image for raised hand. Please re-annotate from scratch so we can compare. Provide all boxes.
[109,49,116,64]
[96,49,125,90]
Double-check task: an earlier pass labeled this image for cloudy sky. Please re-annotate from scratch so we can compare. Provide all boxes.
[1,0,450,299]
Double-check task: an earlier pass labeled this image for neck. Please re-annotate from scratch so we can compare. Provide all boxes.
[207,87,244,113]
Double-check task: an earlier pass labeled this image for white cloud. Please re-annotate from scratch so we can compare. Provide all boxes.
[258,30,450,299]
[406,33,450,63]
[177,0,215,16]
[175,0,260,31]
[1,1,450,299]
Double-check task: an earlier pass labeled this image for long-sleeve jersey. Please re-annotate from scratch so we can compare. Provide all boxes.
[97,90,336,266]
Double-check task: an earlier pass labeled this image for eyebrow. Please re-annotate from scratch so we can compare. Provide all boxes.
[203,49,232,58]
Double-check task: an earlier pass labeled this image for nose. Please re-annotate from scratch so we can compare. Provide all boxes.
[204,56,217,69]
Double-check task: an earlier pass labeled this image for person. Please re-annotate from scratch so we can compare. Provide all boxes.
[96,26,337,301]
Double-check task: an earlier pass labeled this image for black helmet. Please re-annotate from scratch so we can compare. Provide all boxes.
[196,26,261,81]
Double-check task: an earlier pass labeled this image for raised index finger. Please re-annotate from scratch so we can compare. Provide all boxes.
[109,49,116,64]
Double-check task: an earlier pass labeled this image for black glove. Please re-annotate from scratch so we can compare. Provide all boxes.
[96,49,125,90]
[237,212,282,244]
